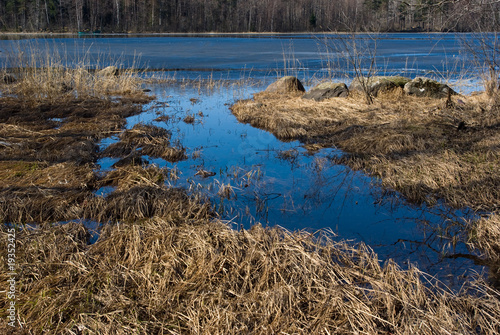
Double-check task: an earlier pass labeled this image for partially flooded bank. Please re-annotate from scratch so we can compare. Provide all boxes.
[231,78,500,285]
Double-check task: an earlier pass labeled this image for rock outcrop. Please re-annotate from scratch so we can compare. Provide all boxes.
[349,76,410,96]
[303,82,348,101]
[403,77,456,98]
[265,76,305,94]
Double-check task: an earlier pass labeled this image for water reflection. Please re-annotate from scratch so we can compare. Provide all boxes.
[94,83,484,287]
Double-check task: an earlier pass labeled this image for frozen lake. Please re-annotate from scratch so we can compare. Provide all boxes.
[0,32,484,92]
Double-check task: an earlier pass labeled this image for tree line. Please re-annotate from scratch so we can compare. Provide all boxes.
[1,0,499,33]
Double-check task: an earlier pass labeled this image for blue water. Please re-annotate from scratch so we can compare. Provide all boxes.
[0,33,487,285]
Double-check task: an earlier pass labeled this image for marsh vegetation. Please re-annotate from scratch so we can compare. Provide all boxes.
[1,37,500,333]
[2,214,500,334]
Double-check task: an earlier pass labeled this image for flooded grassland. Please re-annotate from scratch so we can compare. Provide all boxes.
[1,61,500,332]
[232,82,500,286]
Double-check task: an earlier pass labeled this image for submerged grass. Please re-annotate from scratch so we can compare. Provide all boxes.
[101,124,187,163]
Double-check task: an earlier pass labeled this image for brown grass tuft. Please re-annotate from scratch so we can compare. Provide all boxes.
[87,186,213,223]
[98,165,179,191]
[183,114,196,124]
[101,124,187,163]
[1,216,499,333]
[469,214,500,287]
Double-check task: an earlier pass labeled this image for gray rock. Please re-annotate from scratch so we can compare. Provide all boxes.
[2,73,17,84]
[349,76,410,96]
[265,76,305,94]
[404,77,456,98]
[98,66,119,76]
[303,82,348,101]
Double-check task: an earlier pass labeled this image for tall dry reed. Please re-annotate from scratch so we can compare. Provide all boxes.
[0,42,145,105]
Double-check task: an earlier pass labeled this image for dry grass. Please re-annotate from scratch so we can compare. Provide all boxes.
[0,57,177,226]
[98,165,179,191]
[1,215,499,334]
[0,73,200,226]
[0,186,94,224]
[0,46,148,106]
[2,49,500,333]
[0,162,211,225]
[0,161,95,189]
[0,98,147,163]
[0,56,194,227]
[469,214,500,287]
[100,124,187,163]
[87,186,213,224]
[0,96,154,223]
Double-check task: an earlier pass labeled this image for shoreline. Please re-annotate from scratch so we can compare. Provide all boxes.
[0,31,480,37]
[231,81,500,285]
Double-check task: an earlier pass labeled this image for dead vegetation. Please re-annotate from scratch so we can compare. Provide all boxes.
[0,96,150,225]
[100,123,187,163]
[469,214,500,286]
[2,54,500,333]
[0,98,145,164]
[0,58,194,227]
[0,94,191,226]
[0,163,204,225]
[183,114,196,124]
[0,47,146,106]
[1,216,500,334]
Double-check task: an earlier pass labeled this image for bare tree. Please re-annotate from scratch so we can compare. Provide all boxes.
[462,31,500,97]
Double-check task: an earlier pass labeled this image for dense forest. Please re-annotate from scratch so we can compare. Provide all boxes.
[0,0,499,33]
